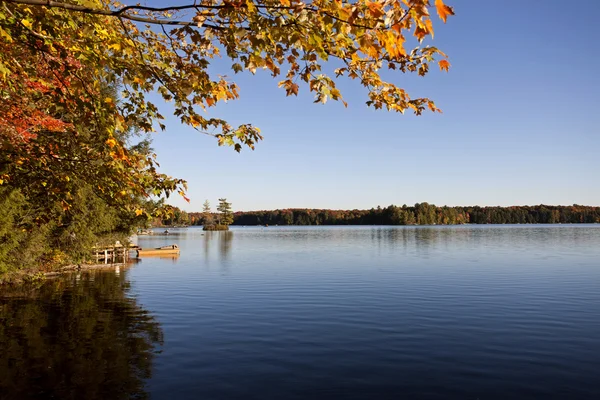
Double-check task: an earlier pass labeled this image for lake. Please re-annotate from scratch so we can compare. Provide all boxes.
[1,225,600,399]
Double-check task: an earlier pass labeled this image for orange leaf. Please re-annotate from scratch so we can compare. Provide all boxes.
[435,0,454,23]
[367,2,384,19]
[425,19,434,38]
[414,25,428,41]
[106,137,117,148]
[438,59,450,72]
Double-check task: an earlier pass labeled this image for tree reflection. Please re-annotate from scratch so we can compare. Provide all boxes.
[219,231,233,260]
[0,269,163,400]
[203,230,233,263]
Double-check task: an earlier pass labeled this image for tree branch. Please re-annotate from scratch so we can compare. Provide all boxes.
[5,0,389,31]
[4,0,221,27]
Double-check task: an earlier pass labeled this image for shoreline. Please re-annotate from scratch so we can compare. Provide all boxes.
[1,261,129,287]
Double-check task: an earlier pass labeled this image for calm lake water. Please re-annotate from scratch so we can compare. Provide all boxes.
[1,225,600,399]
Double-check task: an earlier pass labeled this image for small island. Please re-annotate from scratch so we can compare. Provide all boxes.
[201,198,234,231]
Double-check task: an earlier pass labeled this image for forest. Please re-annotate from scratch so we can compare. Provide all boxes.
[222,204,600,226]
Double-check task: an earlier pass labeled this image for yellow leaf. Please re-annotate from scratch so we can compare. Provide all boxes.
[435,0,455,23]
[0,27,12,43]
[396,34,406,56]
[21,19,32,29]
[104,97,114,104]
[106,137,117,148]
[115,115,125,131]
[135,209,143,216]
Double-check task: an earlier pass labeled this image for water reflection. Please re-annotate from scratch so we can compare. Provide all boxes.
[0,268,163,400]
[219,231,233,260]
[137,254,180,263]
[202,230,233,263]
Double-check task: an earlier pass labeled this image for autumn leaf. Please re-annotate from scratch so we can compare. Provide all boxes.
[435,0,455,23]
[135,209,144,216]
[0,27,12,42]
[425,19,434,38]
[414,25,428,42]
[438,59,451,72]
[106,137,117,148]
[367,2,385,19]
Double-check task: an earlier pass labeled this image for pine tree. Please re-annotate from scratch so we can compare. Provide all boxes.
[217,199,234,226]
[202,200,213,226]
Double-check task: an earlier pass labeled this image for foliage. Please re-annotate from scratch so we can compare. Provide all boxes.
[157,205,190,226]
[228,204,600,226]
[2,0,453,131]
[0,189,52,274]
[0,186,135,275]
[202,224,230,231]
[1,0,454,211]
[0,0,188,223]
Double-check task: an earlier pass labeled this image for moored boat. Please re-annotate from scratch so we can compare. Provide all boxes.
[136,244,180,257]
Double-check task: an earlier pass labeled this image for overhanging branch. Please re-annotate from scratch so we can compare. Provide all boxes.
[4,0,209,26]
[4,0,389,30]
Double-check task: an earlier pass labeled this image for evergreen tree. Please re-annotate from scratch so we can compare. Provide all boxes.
[217,199,234,226]
[202,200,213,226]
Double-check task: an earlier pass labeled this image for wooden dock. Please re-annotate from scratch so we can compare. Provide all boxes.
[92,243,138,263]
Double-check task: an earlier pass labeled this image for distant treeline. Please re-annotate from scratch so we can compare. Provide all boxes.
[190,204,599,226]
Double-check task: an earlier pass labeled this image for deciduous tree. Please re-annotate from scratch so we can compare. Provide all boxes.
[1,0,454,215]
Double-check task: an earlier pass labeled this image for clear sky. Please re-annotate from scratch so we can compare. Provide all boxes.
[147,0,599,212]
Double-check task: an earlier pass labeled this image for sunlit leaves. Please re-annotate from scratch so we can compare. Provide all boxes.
[435,0,455,23]
[1,0,454,217]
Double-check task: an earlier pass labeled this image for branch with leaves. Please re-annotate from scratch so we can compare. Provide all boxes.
[1,0,454,218]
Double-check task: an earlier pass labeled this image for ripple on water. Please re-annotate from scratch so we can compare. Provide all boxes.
[2,225,600,400]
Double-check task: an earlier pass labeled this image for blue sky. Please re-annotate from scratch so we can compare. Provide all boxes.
[147,1,599,212]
